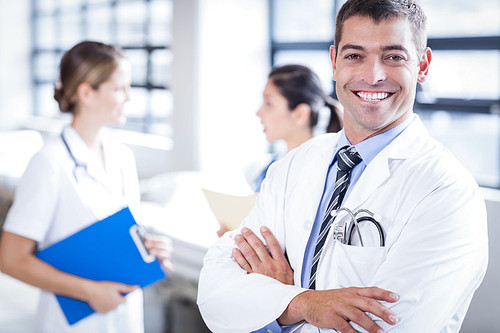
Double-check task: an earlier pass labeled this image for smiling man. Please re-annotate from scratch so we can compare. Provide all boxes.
[197,1,488,332]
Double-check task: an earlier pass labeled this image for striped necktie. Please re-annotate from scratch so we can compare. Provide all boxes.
[309,145,363,289]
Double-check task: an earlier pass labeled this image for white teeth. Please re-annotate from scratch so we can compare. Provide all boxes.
[357,92,390,101]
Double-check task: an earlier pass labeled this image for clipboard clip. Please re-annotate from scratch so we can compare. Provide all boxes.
[129,224,156,263]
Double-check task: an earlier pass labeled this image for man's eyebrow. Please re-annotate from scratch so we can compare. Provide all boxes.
[339,44,411,54]
[382,45,410,54]
[339,44,364,53]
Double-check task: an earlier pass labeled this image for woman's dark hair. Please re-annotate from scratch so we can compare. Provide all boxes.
[268,64,343,133]
[54,41,125,113]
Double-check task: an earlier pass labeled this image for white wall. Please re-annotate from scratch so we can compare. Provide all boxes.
[0,0,31,129]
[460,189,500,332]
[198,0,269,174]
[170,0,201,171]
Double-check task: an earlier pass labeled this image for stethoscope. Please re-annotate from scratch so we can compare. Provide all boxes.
[61,131,153,256]
[61,131,124,196]
[331,207,385,247]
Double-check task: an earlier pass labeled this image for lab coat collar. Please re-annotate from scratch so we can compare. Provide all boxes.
[343,114,430,209]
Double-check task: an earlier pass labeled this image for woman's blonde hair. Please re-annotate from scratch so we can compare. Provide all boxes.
[54,41,125,113]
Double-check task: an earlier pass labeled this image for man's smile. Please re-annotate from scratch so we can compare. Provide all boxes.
[355,91,394,102]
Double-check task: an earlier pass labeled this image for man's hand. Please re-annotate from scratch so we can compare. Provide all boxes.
[280,287,399,333]
[85,281,139,313]
[232,226,294,285]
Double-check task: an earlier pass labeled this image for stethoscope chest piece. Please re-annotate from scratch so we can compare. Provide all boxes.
[330,207,385,247]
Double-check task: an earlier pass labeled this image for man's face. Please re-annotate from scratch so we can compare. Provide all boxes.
[331,16,431,143]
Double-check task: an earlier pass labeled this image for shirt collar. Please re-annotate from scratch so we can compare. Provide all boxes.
[62,126,108,180]
[335,113,415,166]
[62,126,91,166]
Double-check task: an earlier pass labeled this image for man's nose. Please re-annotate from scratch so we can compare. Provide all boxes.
[361,57,386,85]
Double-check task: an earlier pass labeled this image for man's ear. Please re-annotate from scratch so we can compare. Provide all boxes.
[76,82,94,106]
[417,47,432,84]
[292,103,312,127]
[330,45,337,81]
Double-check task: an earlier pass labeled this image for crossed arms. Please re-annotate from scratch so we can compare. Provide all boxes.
[233,226,398,333]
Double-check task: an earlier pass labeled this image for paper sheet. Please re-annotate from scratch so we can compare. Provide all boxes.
[202,188,259,230]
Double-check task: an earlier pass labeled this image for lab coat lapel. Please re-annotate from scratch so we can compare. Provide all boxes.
[343,150,391,209]
[343,115,427,209]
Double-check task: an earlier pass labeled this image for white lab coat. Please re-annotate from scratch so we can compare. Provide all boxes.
[197,115,488,333]
[3,127,144,333]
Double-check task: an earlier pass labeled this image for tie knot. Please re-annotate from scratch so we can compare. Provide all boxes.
[336,146,363,172]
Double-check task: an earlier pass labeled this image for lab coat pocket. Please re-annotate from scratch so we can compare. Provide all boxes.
[335,242,387,288]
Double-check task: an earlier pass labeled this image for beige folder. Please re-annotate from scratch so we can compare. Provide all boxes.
[202,188,259,230]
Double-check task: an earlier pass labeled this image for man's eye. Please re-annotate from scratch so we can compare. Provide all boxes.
[386,55,404,61]
[345,54,360,60]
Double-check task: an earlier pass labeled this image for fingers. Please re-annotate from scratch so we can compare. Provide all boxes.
[232,248,253,273]
[241,228,272,260]
[259,226,285,260]
[160,259,175,273]
[356,286,399,303]
[117,283,140,294]
[144,235,173,252]
[144,235,173,266]
[234,231,260,269]
[341,303,385,333]
[350,287,399,328]
[235,227,271,264]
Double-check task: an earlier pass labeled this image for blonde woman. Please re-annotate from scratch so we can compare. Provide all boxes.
[0,41,168,333]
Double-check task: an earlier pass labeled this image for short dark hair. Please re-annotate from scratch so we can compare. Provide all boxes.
[269,65,342,133]
[334,0,427,57]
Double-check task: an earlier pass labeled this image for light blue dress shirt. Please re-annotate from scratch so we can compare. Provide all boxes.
[255,114,415,333]
[301,114,414,287]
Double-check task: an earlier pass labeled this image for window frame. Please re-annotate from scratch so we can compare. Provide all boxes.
[30,0,173,135]
[268,0,500,188]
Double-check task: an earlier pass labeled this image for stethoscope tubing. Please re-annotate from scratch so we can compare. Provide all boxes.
[60,131,125,195]
[347,215,385,246]
[332,207,385,247]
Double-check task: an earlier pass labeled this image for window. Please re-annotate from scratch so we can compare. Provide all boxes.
[31,0,174,137]
[270,0,500,188]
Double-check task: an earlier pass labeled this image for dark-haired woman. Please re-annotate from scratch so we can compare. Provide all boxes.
[250,64,343,192]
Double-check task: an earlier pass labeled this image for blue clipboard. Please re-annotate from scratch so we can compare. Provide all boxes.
[36,207,166,325]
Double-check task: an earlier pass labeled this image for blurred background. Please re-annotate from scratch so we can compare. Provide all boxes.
[0,0,498,332]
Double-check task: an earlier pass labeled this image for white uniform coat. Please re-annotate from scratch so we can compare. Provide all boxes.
[4,127,144,333]
[197,115,488,333]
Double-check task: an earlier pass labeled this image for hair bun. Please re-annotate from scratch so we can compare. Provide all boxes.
[53,83,74,113]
